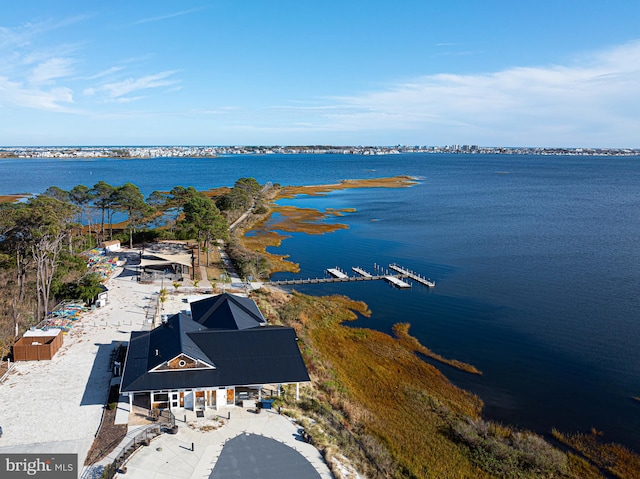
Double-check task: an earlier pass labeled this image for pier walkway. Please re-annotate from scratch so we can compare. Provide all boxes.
[269,263,432,290]
[389,263,435,287]
[269,273,407,286]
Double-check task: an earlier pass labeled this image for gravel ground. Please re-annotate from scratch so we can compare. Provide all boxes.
[0,261,161,462]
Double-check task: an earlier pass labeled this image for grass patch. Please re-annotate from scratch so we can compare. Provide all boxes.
[552,429,640,479]
[393,323,482,375]
[251,287,638,478]
[253,289,490,478]
[0,194,30,203]
[276,176,418,198]
[267,205,349,234]
[239,204,351,274]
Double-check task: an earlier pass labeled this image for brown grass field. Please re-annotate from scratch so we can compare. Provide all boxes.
[254,288,639,478]
[253,289,491,478]
[0,194,30,203]
[277,175,418,198]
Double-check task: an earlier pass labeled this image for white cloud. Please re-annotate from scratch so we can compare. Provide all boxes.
[130,7,206,26]
[0,76,75,111]
[294,40,640,146]
[78,66,126,81]
[105,96,145,104]
[29,57,75,84]
[97,70,180,100]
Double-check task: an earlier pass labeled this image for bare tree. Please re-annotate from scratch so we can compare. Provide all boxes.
[23,196,78,320]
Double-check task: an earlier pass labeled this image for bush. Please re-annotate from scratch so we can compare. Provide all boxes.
[451,417,568,478]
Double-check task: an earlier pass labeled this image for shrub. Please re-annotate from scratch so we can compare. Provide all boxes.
[451,417,568,478]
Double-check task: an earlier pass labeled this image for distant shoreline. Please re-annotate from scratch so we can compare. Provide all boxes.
[1,145,639,158]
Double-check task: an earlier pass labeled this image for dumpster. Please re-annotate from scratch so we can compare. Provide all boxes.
[260,399,274,410]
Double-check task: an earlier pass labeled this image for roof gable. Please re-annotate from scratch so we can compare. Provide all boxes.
[150,352,215,372]
[146,313,214,370]
[190,293,266,330]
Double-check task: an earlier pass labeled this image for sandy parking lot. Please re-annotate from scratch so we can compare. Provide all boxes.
[0,250,332,479]
[0,264,161,461]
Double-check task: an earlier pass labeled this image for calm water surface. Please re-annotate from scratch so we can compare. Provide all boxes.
[2,153,639,449]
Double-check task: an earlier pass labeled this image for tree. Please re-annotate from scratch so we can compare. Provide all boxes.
[69,185,94,248]
[159,287,168,310]
[74,273,105,304]
[168,186,199,230]
[180,193,228,266]
[216,178,262,213]
[112,183,149,248]
[43,186,70,203]
[90,181,115,242]
[0,203,30,333]
[234,177,262,197]
[146,190,169,229]
[0,202,33,305]
[20,196,78,320]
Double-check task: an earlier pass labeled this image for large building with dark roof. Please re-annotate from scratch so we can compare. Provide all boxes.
[120,293,310,411]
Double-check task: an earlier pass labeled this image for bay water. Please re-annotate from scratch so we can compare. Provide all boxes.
[2,153,639,449]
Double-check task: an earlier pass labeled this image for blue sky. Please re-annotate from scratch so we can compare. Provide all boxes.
[1,1,639,147]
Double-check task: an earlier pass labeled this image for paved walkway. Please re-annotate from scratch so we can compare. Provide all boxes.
[101,407,333,479]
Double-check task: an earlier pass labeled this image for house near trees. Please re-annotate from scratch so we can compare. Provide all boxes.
[120,292,310,412]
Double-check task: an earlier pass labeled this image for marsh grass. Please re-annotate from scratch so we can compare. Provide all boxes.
[552,429,640,479]
[393,323,482,375]
[252,287,640,478]
[266,205,350,234]
[254,289,492,478]
[237,176,417,275]
[277,176,418,199]
[239,205,351,273]
[0,194,29,203]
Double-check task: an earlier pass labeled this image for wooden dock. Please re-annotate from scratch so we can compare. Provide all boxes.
[388,264,435,287]
[268,263,434,289]
[327,267,349,279]
[384,275,411,289]
[269,273,407,286]
[352,267,373,277]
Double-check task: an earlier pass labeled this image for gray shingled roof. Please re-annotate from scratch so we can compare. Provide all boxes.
[120,293,309,394]
[190,293,266,330]
[145,312,214,370]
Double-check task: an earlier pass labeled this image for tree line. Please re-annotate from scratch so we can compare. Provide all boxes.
[0,177,266,356]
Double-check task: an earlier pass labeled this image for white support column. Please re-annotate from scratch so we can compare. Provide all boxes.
[296,382,300,401]
[258,386,262,400]
[277,384,281,397]
[129,393,133,410]
[150,391,154,407]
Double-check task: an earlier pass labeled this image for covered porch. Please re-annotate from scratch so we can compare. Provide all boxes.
[125,383,300,419]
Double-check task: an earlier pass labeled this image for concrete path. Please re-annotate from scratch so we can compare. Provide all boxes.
[111,407,333,479]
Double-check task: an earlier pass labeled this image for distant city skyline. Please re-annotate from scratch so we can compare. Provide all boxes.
[1,1,639,148]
